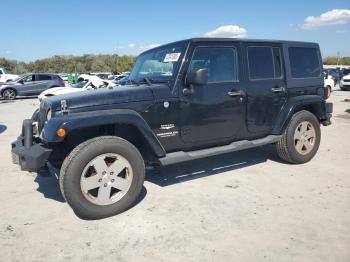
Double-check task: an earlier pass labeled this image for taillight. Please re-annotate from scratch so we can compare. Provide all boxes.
[59,79,65,84]
[317,87,331,100]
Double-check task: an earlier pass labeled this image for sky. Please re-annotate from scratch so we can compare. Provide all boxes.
[0,0,349,61]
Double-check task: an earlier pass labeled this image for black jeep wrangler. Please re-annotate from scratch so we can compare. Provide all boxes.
[12,38,332,219]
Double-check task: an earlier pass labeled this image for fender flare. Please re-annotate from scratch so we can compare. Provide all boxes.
[272,95,327,135]
[41,109,166,157]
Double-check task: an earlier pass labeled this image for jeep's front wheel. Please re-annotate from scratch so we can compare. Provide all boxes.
[276,110,321,164]
[59,136,145,219]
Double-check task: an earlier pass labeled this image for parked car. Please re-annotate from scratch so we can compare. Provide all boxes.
[110,72,130,82]
[115,75,130,85]
[59,73,69,81]
[340,74,350,90]
[12,38,332,219]
[324,74,335,93]
[1,73,65,100]
[341,68,350,77]
[324,68,341,85]
[38,74,116,101]
[0,68,18,83]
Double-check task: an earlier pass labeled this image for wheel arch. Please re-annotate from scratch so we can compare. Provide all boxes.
[43,109,166,161]
[1,87,17,96]
[272,95,328,135]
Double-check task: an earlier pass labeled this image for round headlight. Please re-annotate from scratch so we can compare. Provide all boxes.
[46,109,52,120]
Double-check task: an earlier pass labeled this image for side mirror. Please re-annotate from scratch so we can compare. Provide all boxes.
[186,68,208,86]
[18,80,24,84]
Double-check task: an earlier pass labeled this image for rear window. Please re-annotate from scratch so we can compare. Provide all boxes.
[37,74,52,81]
[289,47,321,78]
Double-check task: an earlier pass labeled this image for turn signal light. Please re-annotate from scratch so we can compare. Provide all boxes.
[56,128,66,138]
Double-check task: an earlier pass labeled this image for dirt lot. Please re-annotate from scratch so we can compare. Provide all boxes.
[0,90,349,262]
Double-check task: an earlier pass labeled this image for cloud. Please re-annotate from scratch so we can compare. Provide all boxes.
[139,44,161,51]
[5,50,11,54]
[128,43,135,48]
[204,25,247,38]
[302,9,350,29]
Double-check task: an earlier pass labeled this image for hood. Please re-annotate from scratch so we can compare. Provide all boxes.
[46,84,158,111]
[343,74,350,80]
[0,82,20,89]
[41,86,84,96]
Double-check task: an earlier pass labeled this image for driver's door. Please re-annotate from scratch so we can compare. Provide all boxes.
[179,44,246,146]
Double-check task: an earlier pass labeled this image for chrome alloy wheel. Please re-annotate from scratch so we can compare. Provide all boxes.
[80,153,133,205]
[293,121,316,155]
[2,89,16,100]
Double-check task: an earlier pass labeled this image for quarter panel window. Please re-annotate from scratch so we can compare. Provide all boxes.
[289,47,321,78]
[190,47,238,82]
[37,74,52,81]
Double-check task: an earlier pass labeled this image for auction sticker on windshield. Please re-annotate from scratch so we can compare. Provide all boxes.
[164,53,181,62]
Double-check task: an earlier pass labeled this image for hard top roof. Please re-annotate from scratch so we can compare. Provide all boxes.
[142,38,319,54]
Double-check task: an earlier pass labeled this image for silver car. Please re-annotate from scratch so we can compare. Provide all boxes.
[0,73,65,100]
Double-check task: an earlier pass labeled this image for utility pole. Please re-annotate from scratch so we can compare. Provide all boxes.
[337,52,340,66]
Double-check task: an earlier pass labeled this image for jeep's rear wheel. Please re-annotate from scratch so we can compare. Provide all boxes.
[276,110,321,164]
[60,136,145,219]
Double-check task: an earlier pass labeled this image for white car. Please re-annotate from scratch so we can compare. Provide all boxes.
[340,74,350,90]
[0,68,18,83]
[38,74,116,101]
[324,75,335,93]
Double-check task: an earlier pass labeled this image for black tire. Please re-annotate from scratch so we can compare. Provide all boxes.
[31,109,39,121]
[59,136,145,219]
[2,88,16,100]
[276,110,321,164]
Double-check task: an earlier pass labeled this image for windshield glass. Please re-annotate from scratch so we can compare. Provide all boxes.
[74,80,88,88]
[129,42,187,83]
[11,74,28,82]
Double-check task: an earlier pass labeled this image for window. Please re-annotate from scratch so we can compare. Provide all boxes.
[129,42,186,83]
[289,47,320,78]
[189,47,238,82]
[273,48,282,78]
[248,46,283,80]
[23,74,35,82]
[37,74,52,81]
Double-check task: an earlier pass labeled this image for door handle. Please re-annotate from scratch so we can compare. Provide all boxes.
[271,86,285,93]
[228,90,244,97]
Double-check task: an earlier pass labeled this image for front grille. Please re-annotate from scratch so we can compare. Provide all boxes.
[344,79,350,82]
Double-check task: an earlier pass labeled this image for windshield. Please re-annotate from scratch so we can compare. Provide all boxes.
[74,80,88,88]
[11,74,29,82]
[129,42,187,83]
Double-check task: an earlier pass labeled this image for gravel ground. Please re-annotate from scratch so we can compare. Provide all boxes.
[0,90,349,262]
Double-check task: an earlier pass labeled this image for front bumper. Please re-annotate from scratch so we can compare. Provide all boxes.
[11,119,52,172]
[340,81,350,87]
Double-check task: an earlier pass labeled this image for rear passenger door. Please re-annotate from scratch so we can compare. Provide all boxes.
[35,74,52,93]
[243,43,286,135]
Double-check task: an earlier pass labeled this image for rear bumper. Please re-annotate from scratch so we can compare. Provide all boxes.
[11,119,52,172]
[322,102,333,126]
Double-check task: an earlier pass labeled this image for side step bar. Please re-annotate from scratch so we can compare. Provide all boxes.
[159,135,281,166]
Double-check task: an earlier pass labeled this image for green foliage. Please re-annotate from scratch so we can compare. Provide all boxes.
[0,54,136,74]
[323,56,350,65]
